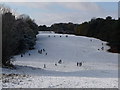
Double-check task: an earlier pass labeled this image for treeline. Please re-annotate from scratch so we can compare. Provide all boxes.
[1,6,38,67]
[75,17,120,53]
[38,22,78,34]
[38,16,120,53]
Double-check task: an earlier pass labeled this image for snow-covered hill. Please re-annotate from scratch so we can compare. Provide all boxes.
[2,31,118,88]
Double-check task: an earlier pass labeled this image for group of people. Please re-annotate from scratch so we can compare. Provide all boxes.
[48,35,68,38]
[21,53,31,57]
[21,48,47,57]
[44,61,83,69]
[54,60,83,67]
[77,62,82,67]
[98,43,104,51]
[101,43,104,50]
[54,60,62,66]
[58,59,62,64]
[90,39,105,51]
[38,49,47,55]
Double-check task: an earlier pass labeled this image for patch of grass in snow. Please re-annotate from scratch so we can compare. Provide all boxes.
[2,73,30,86]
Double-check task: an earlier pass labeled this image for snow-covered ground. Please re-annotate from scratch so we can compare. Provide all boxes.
[2,31,118,88]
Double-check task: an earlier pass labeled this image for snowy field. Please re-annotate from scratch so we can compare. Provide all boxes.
[2,31,118,88]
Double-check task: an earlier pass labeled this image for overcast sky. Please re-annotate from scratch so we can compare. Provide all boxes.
[2,2,118,26]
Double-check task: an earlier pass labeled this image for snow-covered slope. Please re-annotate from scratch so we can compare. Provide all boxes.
[2,31,118,88]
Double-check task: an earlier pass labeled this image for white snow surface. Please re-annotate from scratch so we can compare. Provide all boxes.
[2,31,118,88]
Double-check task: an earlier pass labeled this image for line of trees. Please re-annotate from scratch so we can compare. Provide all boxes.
[38,16,120,53]
[1,5,38,67]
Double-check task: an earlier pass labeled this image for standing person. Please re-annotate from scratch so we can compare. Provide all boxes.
[44,64,46,68]
[79,62,82,67]
[38,50,40,53]
[101,47,104,50]
[43,49,45,52]
[21,54,23,57]
[55,63,57,66]
[77,62,79,66]
[41,49,42,54]
[58,60,62,64]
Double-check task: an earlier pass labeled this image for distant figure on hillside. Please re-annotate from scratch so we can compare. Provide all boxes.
[102,43,103,45]
[40,49,42,53]
[66,35,68,37]
[38,50,40,53]
[43,49,45,52]
[55,63,57,66]
[44,64,46,68]
[48,35,50,37]
[54,35,55,37]
[77,62,79,66]
[29,53,31,56]
[90,39,92,42]
[45,53,47,55]
[60,36,61,37]
[58,60,62,64]
[38,50,42,54]
[79,62,82,66]
[21,54,23,57]
[101,47,104,50]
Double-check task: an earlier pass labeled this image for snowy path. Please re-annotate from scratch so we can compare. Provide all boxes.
[2,31,118,88]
